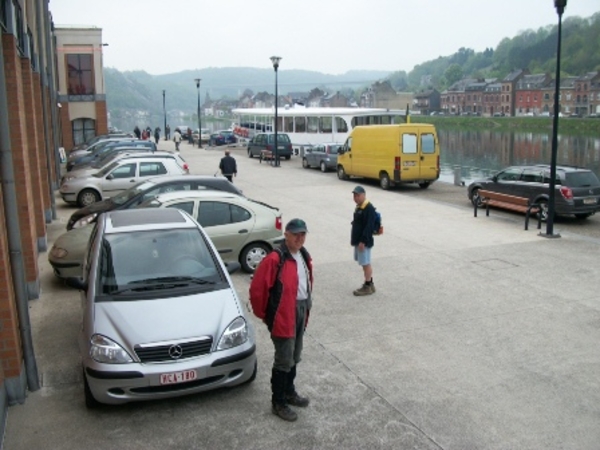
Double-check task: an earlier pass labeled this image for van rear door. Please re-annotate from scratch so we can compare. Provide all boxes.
[419,131,439,181]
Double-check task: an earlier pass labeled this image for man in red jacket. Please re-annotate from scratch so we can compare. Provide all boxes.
[249,218,313,422]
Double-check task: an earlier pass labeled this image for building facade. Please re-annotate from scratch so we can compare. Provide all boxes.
[0,0,106,440]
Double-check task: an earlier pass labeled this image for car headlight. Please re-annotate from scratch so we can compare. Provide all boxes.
[73,213,98,229]
[217,317,248,350]
[89,334,133,364]
[62,176,77,183]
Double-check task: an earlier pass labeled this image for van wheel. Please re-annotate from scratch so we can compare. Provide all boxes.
[285,155,291,160]
[379,173,391,190]
[302,158,309,169]
[320,161,328,173]
[419,182,430,189]
[337,166,348,180]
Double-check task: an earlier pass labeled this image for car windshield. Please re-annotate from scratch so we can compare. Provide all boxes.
[110,180,155,205]
[564,171,600,188]
[98,228,224,297]
[267,134,291,144]
[96,161,119,177]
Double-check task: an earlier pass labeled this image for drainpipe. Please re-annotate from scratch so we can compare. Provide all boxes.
[43,0,59,219]
[0,25,40,397]
[36,0,56,222]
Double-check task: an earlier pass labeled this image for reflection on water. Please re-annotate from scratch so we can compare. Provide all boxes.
[438,129,600,185]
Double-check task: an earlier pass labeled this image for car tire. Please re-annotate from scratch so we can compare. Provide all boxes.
[285,155,291,160]
[471,188,483,207]
[83,371,101,409]
[537,199,550,222]
[575,213,593,219]
[320,161,327,173]
[302,158,309,169]
[419,182,430,189]
[337,166,348,180]
[78,189,101,208]
[379,172,391,190]
[240,243,270,273]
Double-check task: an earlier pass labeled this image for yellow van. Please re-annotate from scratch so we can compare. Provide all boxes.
[336,123,440,189]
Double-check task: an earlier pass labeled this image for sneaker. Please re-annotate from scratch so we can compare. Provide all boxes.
[272,403,298,421]
[286,392,310,407]
[353,283,373,296]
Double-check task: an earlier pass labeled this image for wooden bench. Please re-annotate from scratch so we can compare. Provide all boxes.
[474,189,541,230]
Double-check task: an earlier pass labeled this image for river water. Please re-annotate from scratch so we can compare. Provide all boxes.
[437,128,600,185]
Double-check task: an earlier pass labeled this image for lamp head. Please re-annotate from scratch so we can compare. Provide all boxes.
[194,78,201,88]
[270,56,282,70]
[554,0,567,15]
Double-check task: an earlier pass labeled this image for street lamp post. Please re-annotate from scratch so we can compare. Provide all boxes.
[544,0,567,239]
[194,78,202,148]
[270,56,281,167]
[162,90,167,141]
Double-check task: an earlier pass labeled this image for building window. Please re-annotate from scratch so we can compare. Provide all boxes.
[0,0,7,30]
[67,54,94,95]
[72,118,96,145]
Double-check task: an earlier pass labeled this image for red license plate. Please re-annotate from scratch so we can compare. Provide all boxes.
[160,369,197,385]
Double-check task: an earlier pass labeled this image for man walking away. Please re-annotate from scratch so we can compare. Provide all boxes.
[154,127,161,145]
[173,128,182,151]
[250,219,313,422]
[219,149,237,182]
[351,185,376,296]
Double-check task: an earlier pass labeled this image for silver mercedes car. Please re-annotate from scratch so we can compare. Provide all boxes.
[66,208,257,407]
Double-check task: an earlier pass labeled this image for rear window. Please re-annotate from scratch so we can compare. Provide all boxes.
[267,134,291,144]
[564,171,600,188]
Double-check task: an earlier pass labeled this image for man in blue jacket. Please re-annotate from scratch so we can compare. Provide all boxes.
[351,185,376,296]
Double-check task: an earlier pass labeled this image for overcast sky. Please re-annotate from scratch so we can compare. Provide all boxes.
[49,0,599,76]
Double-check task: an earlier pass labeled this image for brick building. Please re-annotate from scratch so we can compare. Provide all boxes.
[0,0,107,438]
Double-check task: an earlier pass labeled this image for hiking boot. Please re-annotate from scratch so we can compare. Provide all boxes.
[286,392,310,407]
[272,403,298,421]
[353,283,373,296]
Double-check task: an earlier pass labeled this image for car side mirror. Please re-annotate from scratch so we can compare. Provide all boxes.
[492,175,498,182]
[106,174,114,180]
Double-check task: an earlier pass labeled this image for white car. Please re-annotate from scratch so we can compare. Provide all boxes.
[59,153,189,207]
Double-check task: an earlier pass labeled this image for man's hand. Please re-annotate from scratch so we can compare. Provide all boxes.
[358,242,365,251]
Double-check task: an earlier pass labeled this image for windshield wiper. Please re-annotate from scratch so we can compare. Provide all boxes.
[107,277,215,295]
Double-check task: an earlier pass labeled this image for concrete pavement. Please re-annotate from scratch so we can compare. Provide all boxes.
[5,139,600,449]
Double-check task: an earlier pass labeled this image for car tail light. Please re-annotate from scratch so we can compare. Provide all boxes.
[275,216,282,231]
[559,186,573,200]
[394,157,401,171]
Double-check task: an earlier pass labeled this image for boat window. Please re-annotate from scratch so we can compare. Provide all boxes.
[295,117,306,133]
[284,117,294,132]
[334,117,348,133]
[402,134,417,154]
[307,117,319,133]
[319,117,332,133]
[421,134,435,154]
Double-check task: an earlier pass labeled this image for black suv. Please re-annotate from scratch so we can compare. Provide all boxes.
[66,175,243,230]
[467,164,600,220]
